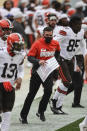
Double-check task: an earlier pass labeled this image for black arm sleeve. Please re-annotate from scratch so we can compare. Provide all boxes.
[28,56,40,65]
[54,51,60,62]
[28,56,40,74]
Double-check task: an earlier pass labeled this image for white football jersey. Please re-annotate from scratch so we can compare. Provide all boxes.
[34,8,56,28]
[0,48,25,85]
[56,27,87,60]
[0,38,7,48]
[25,10,35,34]
[0,8,9,18]
[0,7,21,18]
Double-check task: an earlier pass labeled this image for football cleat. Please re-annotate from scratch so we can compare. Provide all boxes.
[49,98,57,108]
[49,99,68,115]
[50,106,68,115]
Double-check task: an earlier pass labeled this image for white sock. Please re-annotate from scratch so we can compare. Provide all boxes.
[59,82,68,92]
[1,112,11,131]
[53,81,68,98]
[56,93,65,108]
[53,90,60,100]
[55,82,68,108]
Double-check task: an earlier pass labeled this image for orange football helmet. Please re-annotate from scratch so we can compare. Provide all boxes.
[41,0,50,6]
[7,33,24,55]
[0,19,13,38]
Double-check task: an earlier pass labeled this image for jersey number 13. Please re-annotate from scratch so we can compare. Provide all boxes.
[1,63,17,79]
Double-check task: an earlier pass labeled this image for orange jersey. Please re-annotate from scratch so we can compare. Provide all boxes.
[28,38,60,60]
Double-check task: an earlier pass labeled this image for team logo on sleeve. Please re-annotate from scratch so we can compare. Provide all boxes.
[59,30,67,36]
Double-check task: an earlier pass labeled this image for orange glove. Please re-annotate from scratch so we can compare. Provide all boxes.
[3,82,13,92]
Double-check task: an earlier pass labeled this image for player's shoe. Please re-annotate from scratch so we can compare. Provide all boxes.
[50,98,57,108]
[36,112,46,121]
[72,103,85,108]
[49,99,67,115]
[19,116,28,124]
[50,106,68,115]
[79,122,87,131]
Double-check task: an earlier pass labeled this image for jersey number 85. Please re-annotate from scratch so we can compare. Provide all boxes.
[67,39,80,52]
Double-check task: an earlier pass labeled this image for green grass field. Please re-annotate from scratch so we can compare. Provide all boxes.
[56,118,84,131]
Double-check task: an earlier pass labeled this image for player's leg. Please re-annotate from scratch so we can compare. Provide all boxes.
[50,58,74,114]
[72,71,84,108]
[1,87,15,131]
[72,55,84,108]
[50,81,68,114]
[20,72,41,123]
[37,73,53,121]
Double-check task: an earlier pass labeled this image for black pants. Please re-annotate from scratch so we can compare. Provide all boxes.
[73,55,84,105]
[72,71,83,105]
[20,72,53,119]
[59,56,74,87]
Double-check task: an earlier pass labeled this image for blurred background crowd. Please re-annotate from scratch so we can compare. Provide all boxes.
[0,0,87,50]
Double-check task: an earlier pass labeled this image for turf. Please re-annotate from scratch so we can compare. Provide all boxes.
[56,118,84,131]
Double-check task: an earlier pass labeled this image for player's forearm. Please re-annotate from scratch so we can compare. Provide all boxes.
[84,54,87,74]
[28,56,40,65]
[80,39,87,56]
[18,64,24,79]
[54,51,60,62]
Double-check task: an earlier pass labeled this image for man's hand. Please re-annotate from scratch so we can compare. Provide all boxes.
[39,60,46,66]
[76,65,81,72]
[85,72,87,80]
[14,78,22,90]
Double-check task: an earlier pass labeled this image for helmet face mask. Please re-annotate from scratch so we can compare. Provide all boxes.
[0,19,13,39]
[2,27,12,38]
[12,42,24,55]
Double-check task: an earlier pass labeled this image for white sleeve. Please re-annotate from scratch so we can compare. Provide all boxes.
[17,63,24,79]
[80,39,87,57]
[55,33,65,44]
